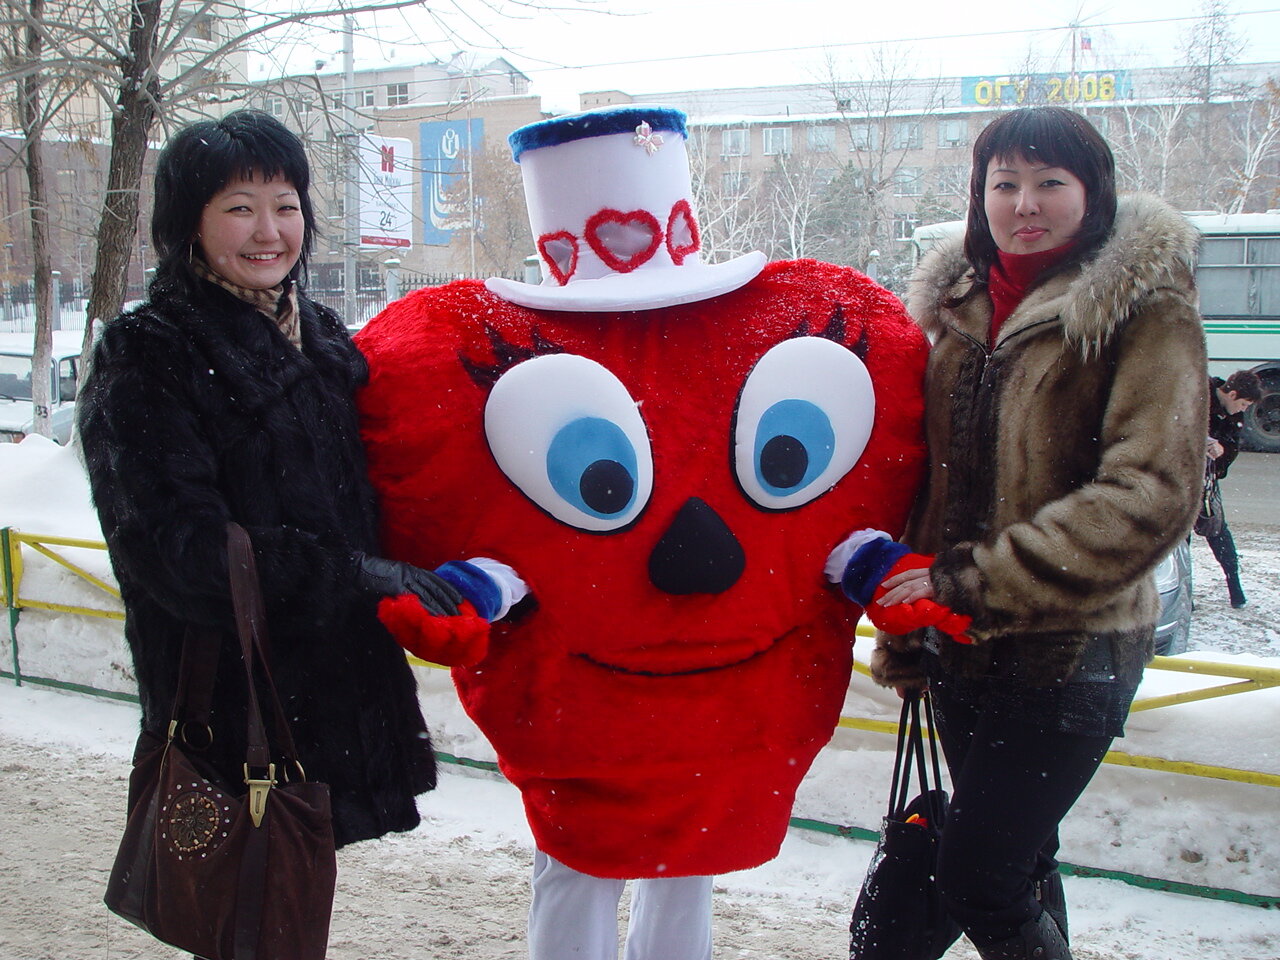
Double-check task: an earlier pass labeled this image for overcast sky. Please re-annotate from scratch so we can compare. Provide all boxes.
[252,0,1280,113]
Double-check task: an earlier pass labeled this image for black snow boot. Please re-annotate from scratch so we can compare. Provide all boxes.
[1226,569,1247,608]
[973,910,1072,960]
[1034,871,1068,944]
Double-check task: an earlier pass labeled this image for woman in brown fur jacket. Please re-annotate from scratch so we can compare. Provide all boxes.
[872,108,1206,960]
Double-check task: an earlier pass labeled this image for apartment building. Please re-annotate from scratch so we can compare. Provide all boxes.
[250,55,540,284]
[584,62,1280,281]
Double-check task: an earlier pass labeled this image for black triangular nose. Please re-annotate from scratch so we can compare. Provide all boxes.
[648,497,745,595]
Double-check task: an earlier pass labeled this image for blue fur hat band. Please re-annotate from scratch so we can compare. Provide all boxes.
[509,106,688,162]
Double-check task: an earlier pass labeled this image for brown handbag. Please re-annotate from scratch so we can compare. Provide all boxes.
[104,522,337,960]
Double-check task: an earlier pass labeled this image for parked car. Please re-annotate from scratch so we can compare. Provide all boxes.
[0,331,83,444]
[1153,539,1193,656]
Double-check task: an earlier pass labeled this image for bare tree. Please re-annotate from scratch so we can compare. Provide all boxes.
[441,143,532,276]
[816,47,945,274]
[1224,78,1280,213]
[18,0,55,436]
[1107,101,1190,198]
[0,0,585,436]
[1179,0,1248,105]
[758,153,832,261]
[686,127,769,262]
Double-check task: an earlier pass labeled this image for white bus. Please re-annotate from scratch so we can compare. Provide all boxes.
[911,212,1280,451]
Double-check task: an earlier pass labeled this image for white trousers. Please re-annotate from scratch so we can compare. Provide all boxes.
[527,850,714,960]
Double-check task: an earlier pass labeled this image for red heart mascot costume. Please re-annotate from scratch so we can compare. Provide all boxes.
[356,106,937,959]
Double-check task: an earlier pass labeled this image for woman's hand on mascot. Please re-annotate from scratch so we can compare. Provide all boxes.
[372,558,529,668]
[825,531,971,644]
[352,552,462,615]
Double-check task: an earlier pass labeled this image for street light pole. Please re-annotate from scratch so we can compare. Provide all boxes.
[342,16,359,324]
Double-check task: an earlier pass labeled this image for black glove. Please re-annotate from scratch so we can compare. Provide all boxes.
[352,552,462,617]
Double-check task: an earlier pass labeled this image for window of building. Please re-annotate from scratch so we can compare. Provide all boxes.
[265,97,285,118]
[386,83,409,107]
[189,15,214,41]
[722,171,749,195]
[808,125,835,153]
[849,123,878,152]
[763,126,792,156]
[936,119,966,148]
[937,164,969,197]
[721,127,749,157]
[893,166,923,196]
[892,121,923,151]
[893,213,921,240]
[357,88,373,107]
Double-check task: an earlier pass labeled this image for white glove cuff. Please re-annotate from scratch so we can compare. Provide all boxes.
[466,557,529,621]
[823,528,891,584]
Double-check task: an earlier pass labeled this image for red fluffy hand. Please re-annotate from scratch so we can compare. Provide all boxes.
[377,594,491,667]
[867,553,973,644]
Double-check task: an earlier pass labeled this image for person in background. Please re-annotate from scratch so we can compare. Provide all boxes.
[870,107,1206,960]
[1202,368,1262,608]
[77,110,461,850]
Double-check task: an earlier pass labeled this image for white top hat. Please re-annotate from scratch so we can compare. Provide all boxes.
[485,105,766,312]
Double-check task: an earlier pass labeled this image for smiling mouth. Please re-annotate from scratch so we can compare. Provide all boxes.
[574,636,776,677]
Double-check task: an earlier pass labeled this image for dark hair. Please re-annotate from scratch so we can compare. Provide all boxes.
[962,107,1117,286]
[1223,369,1264,402]
[150,109,316,290]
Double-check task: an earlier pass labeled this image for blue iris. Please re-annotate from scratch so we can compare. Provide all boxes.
[754,399,835,496]
[547,417,638,519]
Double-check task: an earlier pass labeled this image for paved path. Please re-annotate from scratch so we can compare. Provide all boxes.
[1220,452,1278,527]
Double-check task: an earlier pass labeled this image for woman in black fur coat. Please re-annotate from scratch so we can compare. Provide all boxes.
[78,110,461,847]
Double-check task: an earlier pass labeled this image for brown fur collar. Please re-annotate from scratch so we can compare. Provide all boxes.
[907,193,1199,355]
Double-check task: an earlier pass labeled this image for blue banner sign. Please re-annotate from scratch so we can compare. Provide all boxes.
[420,118,485,247]
[961,71,1133,107]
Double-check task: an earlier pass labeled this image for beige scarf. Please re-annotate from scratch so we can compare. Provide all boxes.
[192,257,301,349]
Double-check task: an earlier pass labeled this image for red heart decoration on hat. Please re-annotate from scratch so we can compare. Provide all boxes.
[585,208,663,274]
[538,231,579,286]
[666,199,701,265]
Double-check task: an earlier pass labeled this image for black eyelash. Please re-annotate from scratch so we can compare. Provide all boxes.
[460,322,566,390]
[787,304,869,361]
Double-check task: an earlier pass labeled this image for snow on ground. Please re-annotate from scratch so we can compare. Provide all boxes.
[1,435,1278,959]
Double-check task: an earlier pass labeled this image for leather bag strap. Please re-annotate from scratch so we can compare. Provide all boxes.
[887,695,913,819]
[225,522,303,767]
[169,523,301,769]
[172,623,220,738]
[887,691,947,821]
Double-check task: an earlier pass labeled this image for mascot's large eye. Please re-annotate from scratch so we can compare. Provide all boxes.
[485,354,653,531]
[733,336,875,510]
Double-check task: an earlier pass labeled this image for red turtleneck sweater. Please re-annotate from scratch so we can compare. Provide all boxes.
[987,243,1075,348]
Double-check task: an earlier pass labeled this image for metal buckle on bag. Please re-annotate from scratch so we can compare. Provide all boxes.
[165,720,214,750]
[244,763,277,828]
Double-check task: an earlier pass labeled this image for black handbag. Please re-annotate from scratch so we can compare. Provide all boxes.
[849,691,961,960]
[104,522,337,960]
[1194,461,1225,538]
